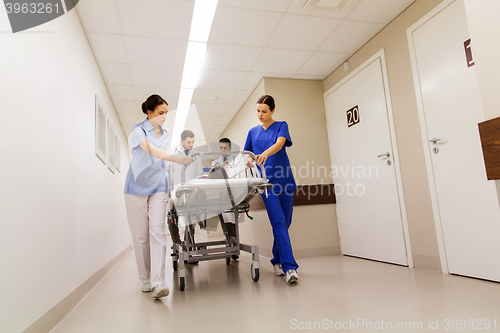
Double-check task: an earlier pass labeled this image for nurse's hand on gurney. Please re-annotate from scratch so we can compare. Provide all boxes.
[174,155,194,166]
[247,153,269,167]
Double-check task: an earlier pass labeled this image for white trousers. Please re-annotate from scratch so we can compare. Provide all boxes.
[124,192,167,287]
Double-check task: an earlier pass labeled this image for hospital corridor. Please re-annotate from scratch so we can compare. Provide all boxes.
[1,0,500,332]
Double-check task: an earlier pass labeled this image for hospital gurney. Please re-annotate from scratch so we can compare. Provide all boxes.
[168,151,273,291]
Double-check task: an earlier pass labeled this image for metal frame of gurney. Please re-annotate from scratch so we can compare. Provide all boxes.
[168,150,273,291]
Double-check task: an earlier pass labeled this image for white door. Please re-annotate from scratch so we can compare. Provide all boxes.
[411,0,500,281]
[325,55,408,266]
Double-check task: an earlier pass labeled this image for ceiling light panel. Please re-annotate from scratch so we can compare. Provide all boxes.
[287,0,360,18]
[118,0,193,39]
[180,41,207,89]
[204,44,263,71]
[88,33,127,63]
[192,89,237,104]
[125,37,187,67]
[99,63,132,85]
[76,0,122,33]
[209,7,282,46]
[129,65,183,87]
[296,51,349,75]
[267,14,341,50]
[189,0,218,42]
[319,20,383,53]
[252,48,313,74]
[218,0,292,12]
[196,69,248,90]
[107,85,135,101]
[347,0,415,24]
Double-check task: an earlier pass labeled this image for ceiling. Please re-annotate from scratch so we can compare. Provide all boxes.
[76,0,415,143]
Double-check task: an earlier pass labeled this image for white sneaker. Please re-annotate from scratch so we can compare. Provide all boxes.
[274,264,285,276]
[142,282,151,292]
[152,285,170,298]
[285,269,299,283]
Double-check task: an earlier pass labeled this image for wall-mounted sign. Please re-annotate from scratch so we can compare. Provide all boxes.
[464,39,474,67]
[347,105,360,127]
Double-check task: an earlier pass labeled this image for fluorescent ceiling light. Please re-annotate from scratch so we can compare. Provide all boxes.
[189,0,218,42]
[170,88,194,147]
[172,0,218,147]
[181,41,207,89]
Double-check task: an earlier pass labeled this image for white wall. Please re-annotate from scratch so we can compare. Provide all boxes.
[0,9,131,333]
[464,0,500,121]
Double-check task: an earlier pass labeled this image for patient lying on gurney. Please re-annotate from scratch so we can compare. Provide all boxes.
[206,166,244,259]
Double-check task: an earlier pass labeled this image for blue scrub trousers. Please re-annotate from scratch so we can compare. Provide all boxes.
[262,190,299,272]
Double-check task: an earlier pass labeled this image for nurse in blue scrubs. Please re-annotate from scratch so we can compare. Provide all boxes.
[124,94,193,298]
[244,95,299,283]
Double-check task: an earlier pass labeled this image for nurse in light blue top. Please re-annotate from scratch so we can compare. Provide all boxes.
[124,94,192,299]
[244,95,299,283]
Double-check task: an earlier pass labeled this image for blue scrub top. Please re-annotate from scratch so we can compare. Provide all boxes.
[124,118,169,196]
[244,121,296,194]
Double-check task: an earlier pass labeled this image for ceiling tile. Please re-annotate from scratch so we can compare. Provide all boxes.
[197,69,248,90]
[195,104,229,116]
[231,90,252,104]
[225,105,242,116]
[219,115,235,126]
[296,52,349,76]
[319,20,384,53]
[199,116,222,126]
[108,85,135,101]
[192,89,237,104]
[76,0,122,34]
[218,0,292,12]
[204,44,263,71]
[118,0,193,39]
[209,7,283,46]
[129,65,183,87]
[133,86,180,106]
[252,48,313,74]
[99,63,131,85]
[267,14,341,50]
[125,36,187,67]
[114,101,139,114]
[347,0,415,23]
[88,33,127,63]
[286,0,360,19]
[201,124,217,134]
[213,125,229,135]
[239,72,291,90]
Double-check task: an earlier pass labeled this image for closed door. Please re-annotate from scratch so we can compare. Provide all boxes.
[411,0,500,281]
[325,56,408,266]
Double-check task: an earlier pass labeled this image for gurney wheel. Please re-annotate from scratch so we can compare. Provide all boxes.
[180,277,185,291]
[226,257,231,265]
[251,265,259,282]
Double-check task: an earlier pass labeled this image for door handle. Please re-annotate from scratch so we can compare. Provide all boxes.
[378,152,390,158]
[429,137,441,144]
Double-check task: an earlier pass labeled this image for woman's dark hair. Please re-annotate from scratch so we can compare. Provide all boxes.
[141,94,168,115]
[256,94,275,111]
